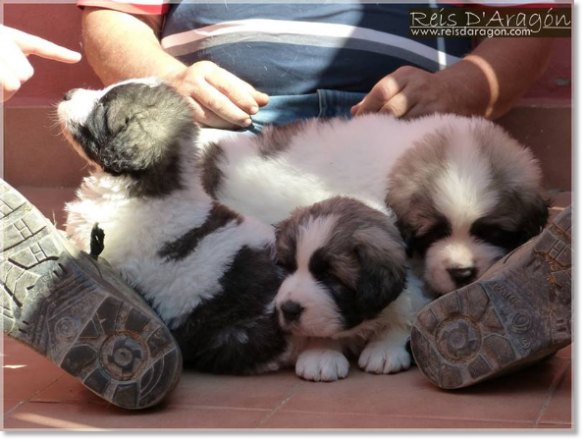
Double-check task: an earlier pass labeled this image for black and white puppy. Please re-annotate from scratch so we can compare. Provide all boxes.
[59,79,421,380]
[61,79,297,375]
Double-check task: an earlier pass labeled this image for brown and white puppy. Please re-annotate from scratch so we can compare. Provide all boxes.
[274,197,429,381]
[202,113,550,297]
[386,124,550,295]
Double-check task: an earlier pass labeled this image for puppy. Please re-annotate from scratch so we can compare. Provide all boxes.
[200,110,550,296]
[58,79,422,380]
[274,197,430,380]
[60,79,298,375]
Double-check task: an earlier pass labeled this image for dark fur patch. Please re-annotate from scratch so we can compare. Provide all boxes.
[257,121,305,159]
[172,246,288,374]
[199,142,226,199]
[68,82,196,198]
[406,215,452,257]
[158,202,243,261]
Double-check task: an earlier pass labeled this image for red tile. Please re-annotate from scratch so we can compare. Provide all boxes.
[497,105,571,191]
[549,192,572,210]
[260,411,534,429]
[539,366,572,425]
[3,401,24,417]
[3,338,64,402]
[30,374,105,406]
[4,402,268,430]
[4,107,88,188]
[16,186,77,230]
[169,368,301,410]
[555,345,572,360]
[283,358,570,424]
[536,423,573,430]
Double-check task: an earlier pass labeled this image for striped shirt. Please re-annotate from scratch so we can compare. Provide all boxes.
[78,1,477,95]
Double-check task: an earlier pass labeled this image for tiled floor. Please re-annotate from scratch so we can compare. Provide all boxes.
[1,187,574,430]
[1,337,574,430]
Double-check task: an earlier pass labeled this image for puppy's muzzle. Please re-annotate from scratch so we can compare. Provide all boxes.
[280,300,304,322]
[63,88,81,101]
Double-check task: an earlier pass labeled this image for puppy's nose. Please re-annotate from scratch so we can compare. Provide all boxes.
[63,88,81,101]
[280,301,304,322]
[447,267,477,287]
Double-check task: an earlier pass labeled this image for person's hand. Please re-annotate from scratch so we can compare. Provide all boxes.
[164,61,269,129]
[351,65,482,120]
[0,25,82,102]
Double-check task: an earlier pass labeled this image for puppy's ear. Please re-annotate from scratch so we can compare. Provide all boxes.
[273,218,298,272]
[100,123,157,174]
[98,82,195,175]
[396,218,415,258]
[352,227,407,320]
[518,194,551,243]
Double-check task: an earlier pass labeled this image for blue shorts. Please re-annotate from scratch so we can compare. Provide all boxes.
[248,89,366,133]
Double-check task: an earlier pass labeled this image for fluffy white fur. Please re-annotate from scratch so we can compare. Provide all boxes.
[205,115,446,224]
[203,113,543,294]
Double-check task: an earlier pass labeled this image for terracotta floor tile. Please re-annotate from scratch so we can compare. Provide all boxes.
[29,374,105,406]
[16,186,77,229]
[535,423,573,430]
[169,368,301,410]
[259,411,535,430]
[3,402,268,430]
[33,367,302,411]
[3,401,25,417]
[549,191,572,209]
[538,366,572,425]
[283,358,571,424]
[555,345,572,359]
[3,338,64,402]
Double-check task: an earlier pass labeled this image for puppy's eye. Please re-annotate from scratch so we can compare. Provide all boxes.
[277,259,297,273]
[308,248,331,277]
[410,219,451,255]
[471,224,520,250]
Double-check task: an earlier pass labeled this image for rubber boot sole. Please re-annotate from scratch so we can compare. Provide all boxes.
[1,181,182,409]
[411,207,572,389]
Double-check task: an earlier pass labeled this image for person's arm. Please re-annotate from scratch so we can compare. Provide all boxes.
[0,25,81,102]
[351,38,554,120]
[82,7,268,128]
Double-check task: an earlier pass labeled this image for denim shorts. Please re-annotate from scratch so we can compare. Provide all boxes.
[247,89,366,133]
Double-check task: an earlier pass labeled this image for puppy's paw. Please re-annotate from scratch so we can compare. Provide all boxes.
[358,340,411,374]
[296,349,349,382]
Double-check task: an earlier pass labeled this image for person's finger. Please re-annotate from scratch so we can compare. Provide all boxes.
[191,80,252,127]
[214,69,269,107]
[350,98,365,116]
[1,38,34,83]
[188,97,240,129]
[206,68,266,114]
[379,90,414,118]
[401,102,433,120]
[353,74,406,116]
[9,28,81,63]
[0,59,22,102]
